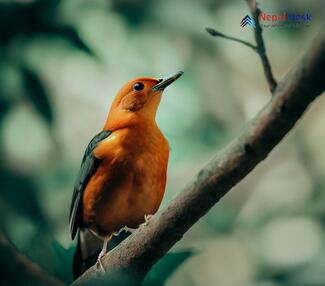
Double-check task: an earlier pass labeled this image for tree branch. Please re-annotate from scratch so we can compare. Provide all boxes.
[207,0,278,93]
[0,234,65,286]
[248,0,277,93]
[72,26,325,286]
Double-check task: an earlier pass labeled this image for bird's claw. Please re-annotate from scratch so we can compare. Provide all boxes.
[114,226,137,236]
[139,214,153,228]
[144,214,153,223]
[113,216,153,236]
[96,251,106,273]
[122,226,137,233]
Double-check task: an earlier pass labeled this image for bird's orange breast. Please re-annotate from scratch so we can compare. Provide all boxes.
[82,124,169,236]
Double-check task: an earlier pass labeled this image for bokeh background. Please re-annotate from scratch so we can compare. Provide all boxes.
[1,0,325,285]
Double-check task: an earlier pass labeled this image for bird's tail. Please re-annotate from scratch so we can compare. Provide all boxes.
[73,229,102,279]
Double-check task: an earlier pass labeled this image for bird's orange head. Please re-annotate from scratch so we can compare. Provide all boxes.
[104,71,183,130]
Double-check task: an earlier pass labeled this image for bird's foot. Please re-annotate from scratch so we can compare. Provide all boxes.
[96,250,106,273]
[122,226,137,233]
[144,214,153,223]
[139,214,153,228]
[113,217,153,237]
[114,226,137,235]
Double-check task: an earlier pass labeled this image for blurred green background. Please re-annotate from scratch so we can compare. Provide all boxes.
[1,0,325,285]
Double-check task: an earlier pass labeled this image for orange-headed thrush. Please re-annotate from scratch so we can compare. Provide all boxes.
[69,71,183,277]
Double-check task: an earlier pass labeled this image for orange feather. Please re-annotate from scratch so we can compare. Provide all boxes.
[83,123,169,235]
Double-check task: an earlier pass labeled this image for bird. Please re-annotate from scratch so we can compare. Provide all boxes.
[69,71,183,278]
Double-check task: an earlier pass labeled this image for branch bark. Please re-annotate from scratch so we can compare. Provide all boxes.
[72,26,325,286]
[0,234,65,286]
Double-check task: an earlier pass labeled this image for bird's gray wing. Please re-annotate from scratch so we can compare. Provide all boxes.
[69,130,112,239]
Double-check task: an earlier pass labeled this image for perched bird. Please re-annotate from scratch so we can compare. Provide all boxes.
[69,71,183,278]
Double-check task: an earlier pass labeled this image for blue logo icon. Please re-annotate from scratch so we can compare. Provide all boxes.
[240,15,256,28]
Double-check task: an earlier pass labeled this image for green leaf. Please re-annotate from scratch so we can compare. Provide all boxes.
[143,250,196,286]
[21,66,54,127]
[51,240,74,283]
[45,24,94,56]
[24,236,73,283]
[0,99,11,124]
[0,167,49,230]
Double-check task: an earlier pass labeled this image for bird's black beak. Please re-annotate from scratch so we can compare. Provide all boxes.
[152,71,184,92]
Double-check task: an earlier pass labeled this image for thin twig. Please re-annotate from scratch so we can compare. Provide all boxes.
[249,3,277,93]
[72,27,325,286]
[206,27,257,50]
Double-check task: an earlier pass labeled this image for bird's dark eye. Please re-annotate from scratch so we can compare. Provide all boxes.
[133,82,144,91]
